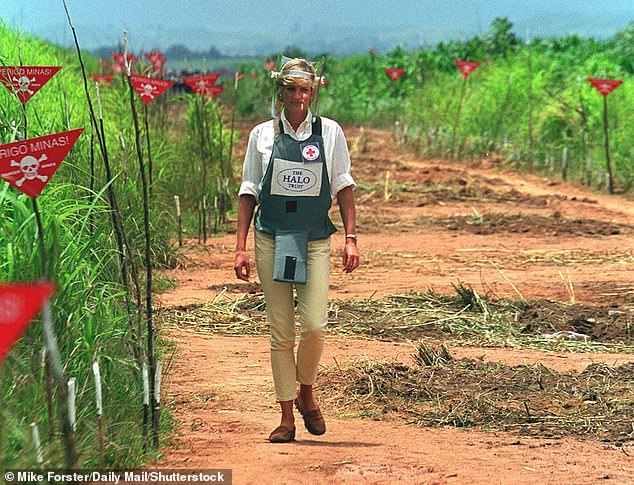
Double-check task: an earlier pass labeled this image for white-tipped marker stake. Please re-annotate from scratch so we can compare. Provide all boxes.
[142,362,149,448]
[41,346,55,439]
[67,378,77,433]
[93,361,105,463]
[384,171,391,202]
[31,422,44,464]
[154,360,163,405]
[174,195,182,247]
[153,361,163,447]
[92,361,103,416]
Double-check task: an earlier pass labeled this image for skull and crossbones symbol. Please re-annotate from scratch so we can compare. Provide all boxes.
[140,83,157,99]
[196,80,209,93]
[13,76,37,95]
[10,154,49,187]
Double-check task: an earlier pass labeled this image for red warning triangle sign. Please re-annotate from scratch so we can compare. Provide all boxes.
[111,53,137,74]
[0,66,61,104]
[455,60,480,79]
[144,52,166,75]
[208,85,224,99]
[0,282,55,363]
[130,75,175,103]
[587,78,623,97]
[182,74,221,97]
[0,128,84,199]
[90,74,115,86]
[98,59,113,72]
[385,68,406,82]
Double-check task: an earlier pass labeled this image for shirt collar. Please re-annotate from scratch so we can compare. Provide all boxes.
[280,109,313,140]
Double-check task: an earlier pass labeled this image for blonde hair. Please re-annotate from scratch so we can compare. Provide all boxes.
[275,58,316,86]
[272,58,322,102]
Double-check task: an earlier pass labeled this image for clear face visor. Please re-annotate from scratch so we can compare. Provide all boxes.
[273,70,318,88]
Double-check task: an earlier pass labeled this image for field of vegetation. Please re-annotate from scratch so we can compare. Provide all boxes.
[235,19,634,192]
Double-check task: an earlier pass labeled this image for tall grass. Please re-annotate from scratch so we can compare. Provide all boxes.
[0,22,235,468]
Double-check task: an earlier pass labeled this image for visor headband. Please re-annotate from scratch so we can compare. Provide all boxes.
[271,70,315,81]
[281,70,314,80]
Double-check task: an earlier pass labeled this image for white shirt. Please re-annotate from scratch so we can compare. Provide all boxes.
[238,110,356,200]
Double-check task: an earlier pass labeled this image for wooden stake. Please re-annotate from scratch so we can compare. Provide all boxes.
[567,268,576,305]
[203,195,208,243]
[43,348,55,439]
[527,34,534,167]
[142,362,149,449]
[451,78,467,159]
[124,31,157,448]
[97,81,142,364]
[197,200,202,244]
[93,361,105,463]
[30,422,44,464]
[493,263,527,303]
[144,103,155,198]
[585,157,593,187]
[68,377,77,432]
[29,134,78,468]
[384,171,391,202]
[152,360,163,448]
[174,195,182,247]
[226,73,240,190]
[602,96,615,194]
[41,299,78,468]
[198,97,208,243]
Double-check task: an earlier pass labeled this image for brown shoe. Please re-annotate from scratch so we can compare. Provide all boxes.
[294,398,326,436]
[268,425,296,443]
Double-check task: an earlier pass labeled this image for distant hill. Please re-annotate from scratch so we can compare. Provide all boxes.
[26,10,634,57]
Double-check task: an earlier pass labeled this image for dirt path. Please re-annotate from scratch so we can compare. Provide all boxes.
[155,125,634,484]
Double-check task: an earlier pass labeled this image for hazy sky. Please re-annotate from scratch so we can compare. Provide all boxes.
[2,0,634,55]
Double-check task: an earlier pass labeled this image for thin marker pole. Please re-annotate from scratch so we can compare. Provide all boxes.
[142,362,149,449]
[124,31,157,447]
[152,360,163,448]
[451,77,467,160]
[93,361,105,464]
[67,377,77,433]
[602,96,614,194]
[30,422,44,464]
[174,195,182,247]
[144,103,154,198]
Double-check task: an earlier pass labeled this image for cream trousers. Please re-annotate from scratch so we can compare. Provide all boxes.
[254,229,330,402]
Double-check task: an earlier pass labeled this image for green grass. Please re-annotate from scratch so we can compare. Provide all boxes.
[0,22,236,469]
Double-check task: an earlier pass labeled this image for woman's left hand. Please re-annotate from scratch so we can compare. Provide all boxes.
[342,239,359,273]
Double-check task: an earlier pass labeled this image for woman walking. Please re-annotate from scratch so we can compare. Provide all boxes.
[234,58,359,443]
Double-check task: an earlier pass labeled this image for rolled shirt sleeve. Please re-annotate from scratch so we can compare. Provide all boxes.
[329,123,356,199]
[238,127,264,199]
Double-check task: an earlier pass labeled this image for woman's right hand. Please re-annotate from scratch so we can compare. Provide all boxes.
[234,250,251,281]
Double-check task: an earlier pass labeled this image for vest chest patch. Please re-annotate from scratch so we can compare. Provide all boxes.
[270,158,322,197]
[301,142,322,163]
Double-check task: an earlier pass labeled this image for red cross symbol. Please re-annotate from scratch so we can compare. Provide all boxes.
[306,147,315,158]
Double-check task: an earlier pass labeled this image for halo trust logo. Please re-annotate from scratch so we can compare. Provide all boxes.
[277,168,318,192]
